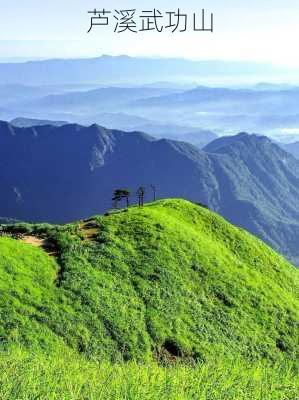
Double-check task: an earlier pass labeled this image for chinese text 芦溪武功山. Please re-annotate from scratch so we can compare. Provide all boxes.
[87,8,214,34]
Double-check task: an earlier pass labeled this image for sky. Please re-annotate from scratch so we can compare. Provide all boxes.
[1,0,299,65]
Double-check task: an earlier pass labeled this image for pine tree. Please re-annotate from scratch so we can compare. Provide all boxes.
[112,189,130,209]
[137,187,145,207]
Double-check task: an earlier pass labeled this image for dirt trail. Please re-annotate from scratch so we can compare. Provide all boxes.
[22,236,44,247]
[21,235,58,257]
[79,221,100,241]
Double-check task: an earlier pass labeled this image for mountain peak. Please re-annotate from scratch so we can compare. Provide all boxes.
[204,132,273,153]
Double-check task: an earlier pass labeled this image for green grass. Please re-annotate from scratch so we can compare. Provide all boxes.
[0,346,298,400]
[0,199,298,398]
[0,199,298,362]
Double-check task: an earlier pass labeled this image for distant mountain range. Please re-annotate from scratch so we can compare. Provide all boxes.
[22,87,181,113]
[1,120,299,264]
[128,86,299,137]
[2,72,299,142]
[0,56,299,142]
[0,56,287,85]
[7,81,299,140]
[0,83,103,108]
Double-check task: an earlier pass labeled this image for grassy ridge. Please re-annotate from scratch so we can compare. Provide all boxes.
[0,199,298,362]
[0,346,298,400]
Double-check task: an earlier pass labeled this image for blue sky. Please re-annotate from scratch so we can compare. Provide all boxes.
[0,0,299,65]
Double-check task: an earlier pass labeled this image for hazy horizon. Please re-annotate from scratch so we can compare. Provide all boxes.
[0,53,298,87]
[1,0,299,66]
[0,52,292,67]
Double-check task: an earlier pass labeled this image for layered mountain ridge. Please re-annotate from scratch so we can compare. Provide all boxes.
[1,120,299,263]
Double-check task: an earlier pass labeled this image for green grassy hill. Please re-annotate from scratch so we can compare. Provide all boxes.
[0,199,298,364]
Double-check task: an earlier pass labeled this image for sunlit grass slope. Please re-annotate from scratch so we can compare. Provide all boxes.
[0,199,298,363]
[0,346,298,400]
